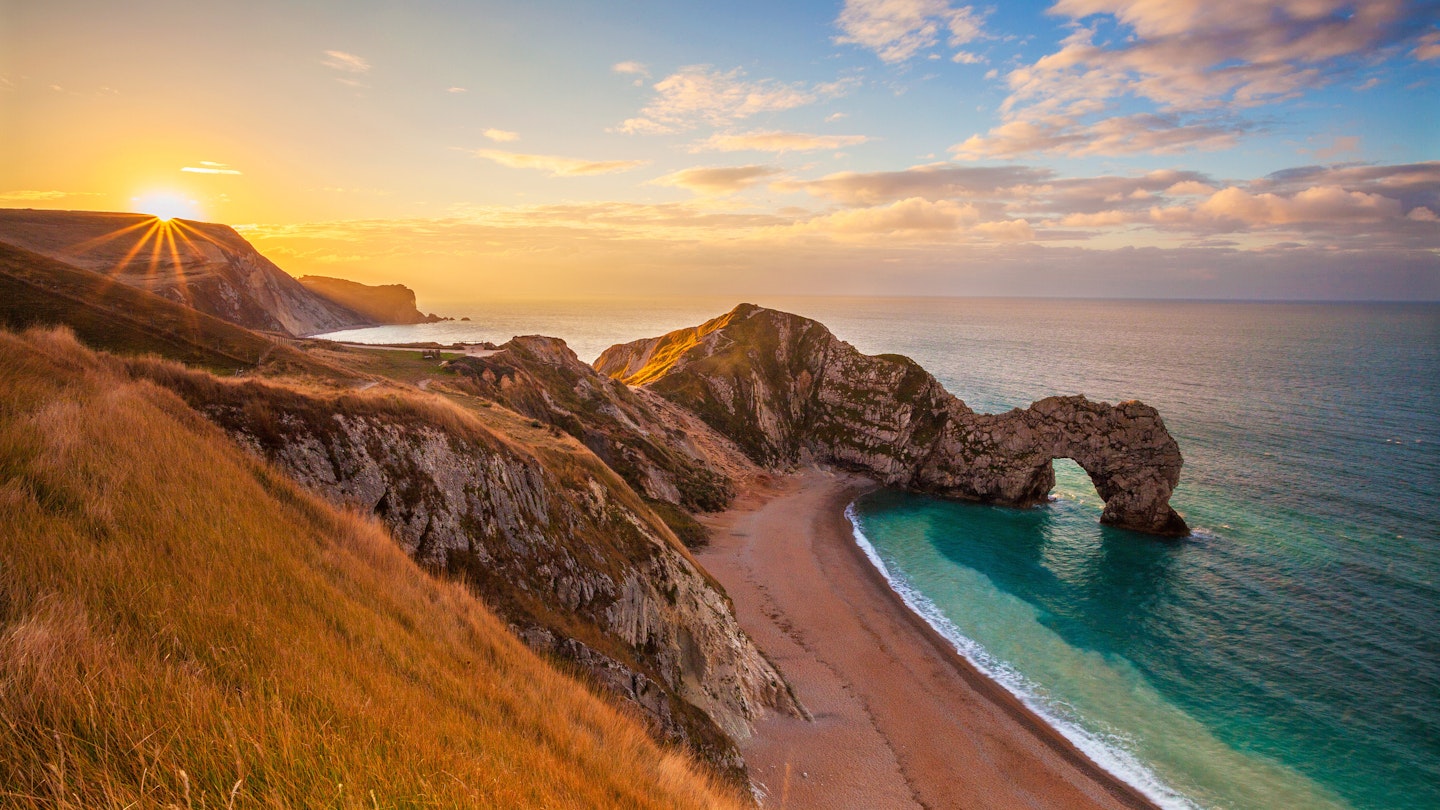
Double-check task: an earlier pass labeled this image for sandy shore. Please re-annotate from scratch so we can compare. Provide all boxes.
[697,467,1158,810]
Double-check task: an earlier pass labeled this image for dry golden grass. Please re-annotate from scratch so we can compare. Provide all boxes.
[0,326,746,809]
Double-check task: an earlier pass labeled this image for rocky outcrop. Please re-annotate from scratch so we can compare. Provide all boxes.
[133,361,801,781]
[298,275,443,324]
[597,304,1188,536]
[446,335,756,522]
[0,210,372,336]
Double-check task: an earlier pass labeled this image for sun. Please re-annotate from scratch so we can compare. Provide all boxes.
[132,192,201,222]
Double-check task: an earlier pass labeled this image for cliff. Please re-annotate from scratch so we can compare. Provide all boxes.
[597,304,1188,536]
[444,336,758,536]
[132,358,801,780]
[299,274,443,324]
[0,325,745,808]
[0,209,371,336]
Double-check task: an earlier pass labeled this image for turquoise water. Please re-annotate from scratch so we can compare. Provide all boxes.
[323,298,1440,810]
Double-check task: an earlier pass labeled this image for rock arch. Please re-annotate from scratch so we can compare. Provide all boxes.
[598,304,1190,537]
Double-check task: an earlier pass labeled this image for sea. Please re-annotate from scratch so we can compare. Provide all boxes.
[318,297,1440,810]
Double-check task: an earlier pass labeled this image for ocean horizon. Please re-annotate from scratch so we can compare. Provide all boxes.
[319,296,1439,810]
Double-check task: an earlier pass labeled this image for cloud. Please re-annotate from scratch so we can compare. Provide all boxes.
[613,60,650,87]
[953,113,1247,158]
[483,128,519,142]
[834,0,985,63]
[618,65,853,134]
[181,161,242,175]
[1312,135,1361,161]
[1411,29,1440,60]
[776,164,1052,205]
[976,1,1434,159]
[471,148,648,177]
[652,165,783,195]
[321,50,370,74]
[1016,1,1421,113]
[689,130,871,153]
[447,86,468,94]
[794,197,980,233]
[1186,185,1404,227]
[0,189,100,202]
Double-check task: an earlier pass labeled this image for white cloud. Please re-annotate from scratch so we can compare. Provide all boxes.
[834,0,986,63]
[321,50,370,74]
[483,128,519,143]
[689,130,871,153]
[181,161,242,175]
[618,65,853,134]
[472,148,648,177]
[613,60,650,87]
[447,86,468,94]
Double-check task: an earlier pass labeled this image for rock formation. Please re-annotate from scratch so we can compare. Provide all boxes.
[299,275,443,325]
[137,361,801,781]
[0,210,371,336]
[597,303,1188,536]
[445,335,755,522]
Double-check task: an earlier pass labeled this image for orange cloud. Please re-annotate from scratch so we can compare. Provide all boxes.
[321,50,370,73]
[472,148,648,177]
[651,165,783,195]
[690,130,871,153]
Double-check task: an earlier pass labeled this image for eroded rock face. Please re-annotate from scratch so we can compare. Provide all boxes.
[447,335,754,516]
[597,304,1188,536]
[139,365,801,782]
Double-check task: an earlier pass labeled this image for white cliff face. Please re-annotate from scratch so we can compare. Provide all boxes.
[146,367,801,781]
[598,304,1189,536]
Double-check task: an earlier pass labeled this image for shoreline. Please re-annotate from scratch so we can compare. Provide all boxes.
[698,467,1159,810]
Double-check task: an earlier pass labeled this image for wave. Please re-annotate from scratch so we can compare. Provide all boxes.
[844,501,1201,810]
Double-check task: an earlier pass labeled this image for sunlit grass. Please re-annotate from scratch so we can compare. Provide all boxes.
[0,326,745,809]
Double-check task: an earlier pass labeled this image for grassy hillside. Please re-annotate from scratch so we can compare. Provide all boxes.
[0,326,744,809]
[0,241,339,378]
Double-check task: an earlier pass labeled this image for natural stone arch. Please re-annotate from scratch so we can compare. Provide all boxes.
[937,396,1189,535]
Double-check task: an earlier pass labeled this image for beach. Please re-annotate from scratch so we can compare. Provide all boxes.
[697,466,1158,810]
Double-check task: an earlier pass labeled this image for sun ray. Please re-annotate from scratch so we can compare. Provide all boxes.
[108,219,165,279]
[66,218,159,255]
[158,220,202,337]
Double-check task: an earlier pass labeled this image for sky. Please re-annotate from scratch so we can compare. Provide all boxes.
[3,0,1439,301]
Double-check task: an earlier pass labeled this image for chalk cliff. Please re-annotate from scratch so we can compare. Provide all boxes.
[597,304,1188,536]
